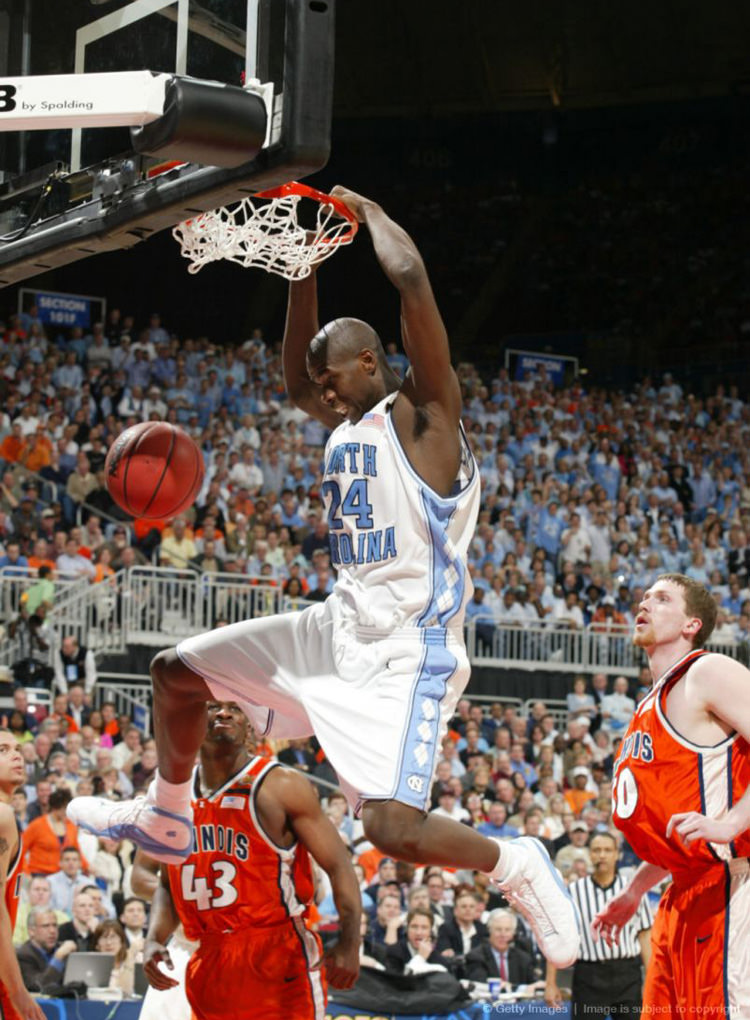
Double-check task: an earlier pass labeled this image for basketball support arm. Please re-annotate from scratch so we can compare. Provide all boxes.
[0,71,272,168]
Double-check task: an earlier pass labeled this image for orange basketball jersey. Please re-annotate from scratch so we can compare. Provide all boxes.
[3,819,22,932]
[1,821,24,1020]
[613,649,750,883]
[168,756,316,941]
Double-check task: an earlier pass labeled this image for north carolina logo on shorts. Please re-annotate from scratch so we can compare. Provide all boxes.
[407,775,424,793]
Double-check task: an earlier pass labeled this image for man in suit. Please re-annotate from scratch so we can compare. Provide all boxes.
[66,684,91,733]
[16,909,77,994]
[25,780,51,823]
[425,867,454,928]
[368,890,403,945]
[57,889,98,951]
[465,908,539,988]
[385,907,446,974]
[120,898,148,948]
[276,737,317,773]
[435,888,488,976]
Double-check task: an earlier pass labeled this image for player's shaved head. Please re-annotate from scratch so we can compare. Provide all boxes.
[306,317,385,372]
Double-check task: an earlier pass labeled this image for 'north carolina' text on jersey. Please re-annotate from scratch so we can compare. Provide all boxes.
[168,757,315,940]
[613,649,750,883]
[322,396,480,631]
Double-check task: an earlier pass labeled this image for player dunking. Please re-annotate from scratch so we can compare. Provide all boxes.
[69,185,578,968]
[142,701,359,1019]
[593,574,750,1015]
[0,730,46,1020]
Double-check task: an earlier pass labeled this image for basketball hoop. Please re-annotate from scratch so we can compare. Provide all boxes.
[172,181,358,280]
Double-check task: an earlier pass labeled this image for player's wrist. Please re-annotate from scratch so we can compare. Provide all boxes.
[723,808,748,839]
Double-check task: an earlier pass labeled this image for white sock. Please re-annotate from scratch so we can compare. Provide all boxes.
[486,837,512,882]
[149,773,192,816]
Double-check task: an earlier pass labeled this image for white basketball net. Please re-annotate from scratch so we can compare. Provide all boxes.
[172,185,357,281]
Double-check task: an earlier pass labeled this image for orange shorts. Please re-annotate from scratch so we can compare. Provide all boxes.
[644,859,750,1016]
[186,920,327,1020]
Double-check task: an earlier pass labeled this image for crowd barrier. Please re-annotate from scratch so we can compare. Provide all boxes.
[1,565,744,679]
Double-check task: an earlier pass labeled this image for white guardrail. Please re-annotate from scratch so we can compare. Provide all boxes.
[464,618,746,676]
[1,567,747,681]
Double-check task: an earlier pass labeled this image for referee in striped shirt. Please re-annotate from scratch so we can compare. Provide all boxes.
[545,831,653,1017]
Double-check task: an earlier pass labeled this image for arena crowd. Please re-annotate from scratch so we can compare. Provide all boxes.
[1,300,746,999]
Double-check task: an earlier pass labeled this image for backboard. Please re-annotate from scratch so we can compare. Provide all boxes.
[0,0,335,286]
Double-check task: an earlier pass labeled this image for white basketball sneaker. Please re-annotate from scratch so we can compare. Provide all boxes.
[68,794,193,866]
[491,836,579,968]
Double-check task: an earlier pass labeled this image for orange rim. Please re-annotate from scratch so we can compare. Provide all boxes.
[253,181,359,244]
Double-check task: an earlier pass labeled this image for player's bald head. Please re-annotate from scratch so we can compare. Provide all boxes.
[306,318,385,373]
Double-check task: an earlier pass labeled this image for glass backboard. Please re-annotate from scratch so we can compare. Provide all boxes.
[0,0,335,286]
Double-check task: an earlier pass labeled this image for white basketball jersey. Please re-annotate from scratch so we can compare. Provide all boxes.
[322,395,480,632]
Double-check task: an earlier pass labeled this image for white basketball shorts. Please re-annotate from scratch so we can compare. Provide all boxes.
[176,595,470,814]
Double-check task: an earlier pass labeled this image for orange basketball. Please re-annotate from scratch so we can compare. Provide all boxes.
[105,422,204,520]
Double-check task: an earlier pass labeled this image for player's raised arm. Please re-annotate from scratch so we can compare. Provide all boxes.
[143,865,180,991]
[0,806,45,1020]
[282,270,342,430]
[268,770,360,989]
[330,185,461,423]
[667,653,750,845]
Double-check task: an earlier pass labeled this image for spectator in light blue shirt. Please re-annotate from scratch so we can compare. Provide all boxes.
[166,374,196,424]
[509,742,538,787]
[126,349,152,390]
[591,451,621,503]
[67,326,89,363]
[221,376,243,416]
[236,384,259,418]
[278,490,306,530]
[536,501,565,561]
[53,352,83,392]
[147,313,169,346]
[385,342,409,379]
[0,540,29,575]
[48,847,86,915]
[151,345,176,387]
[689,464,717,522]
[476,801,519,840]
[722,578,745,619]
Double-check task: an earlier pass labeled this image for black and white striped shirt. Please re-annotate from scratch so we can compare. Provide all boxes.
[569,870,654,962]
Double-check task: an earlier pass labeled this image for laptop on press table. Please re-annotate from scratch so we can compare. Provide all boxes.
[63,952,114,988]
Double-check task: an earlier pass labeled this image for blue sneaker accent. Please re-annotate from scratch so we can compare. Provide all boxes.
[76,805,192,861]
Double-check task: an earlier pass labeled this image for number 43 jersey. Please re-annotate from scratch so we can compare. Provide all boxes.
[612,650,750,884]
[322,396,480,632]
[168,757,315,939]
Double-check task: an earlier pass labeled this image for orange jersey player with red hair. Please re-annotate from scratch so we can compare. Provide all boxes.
[143,702,360,1020]
[593,574,750,1016]
[0,730,46,1020]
